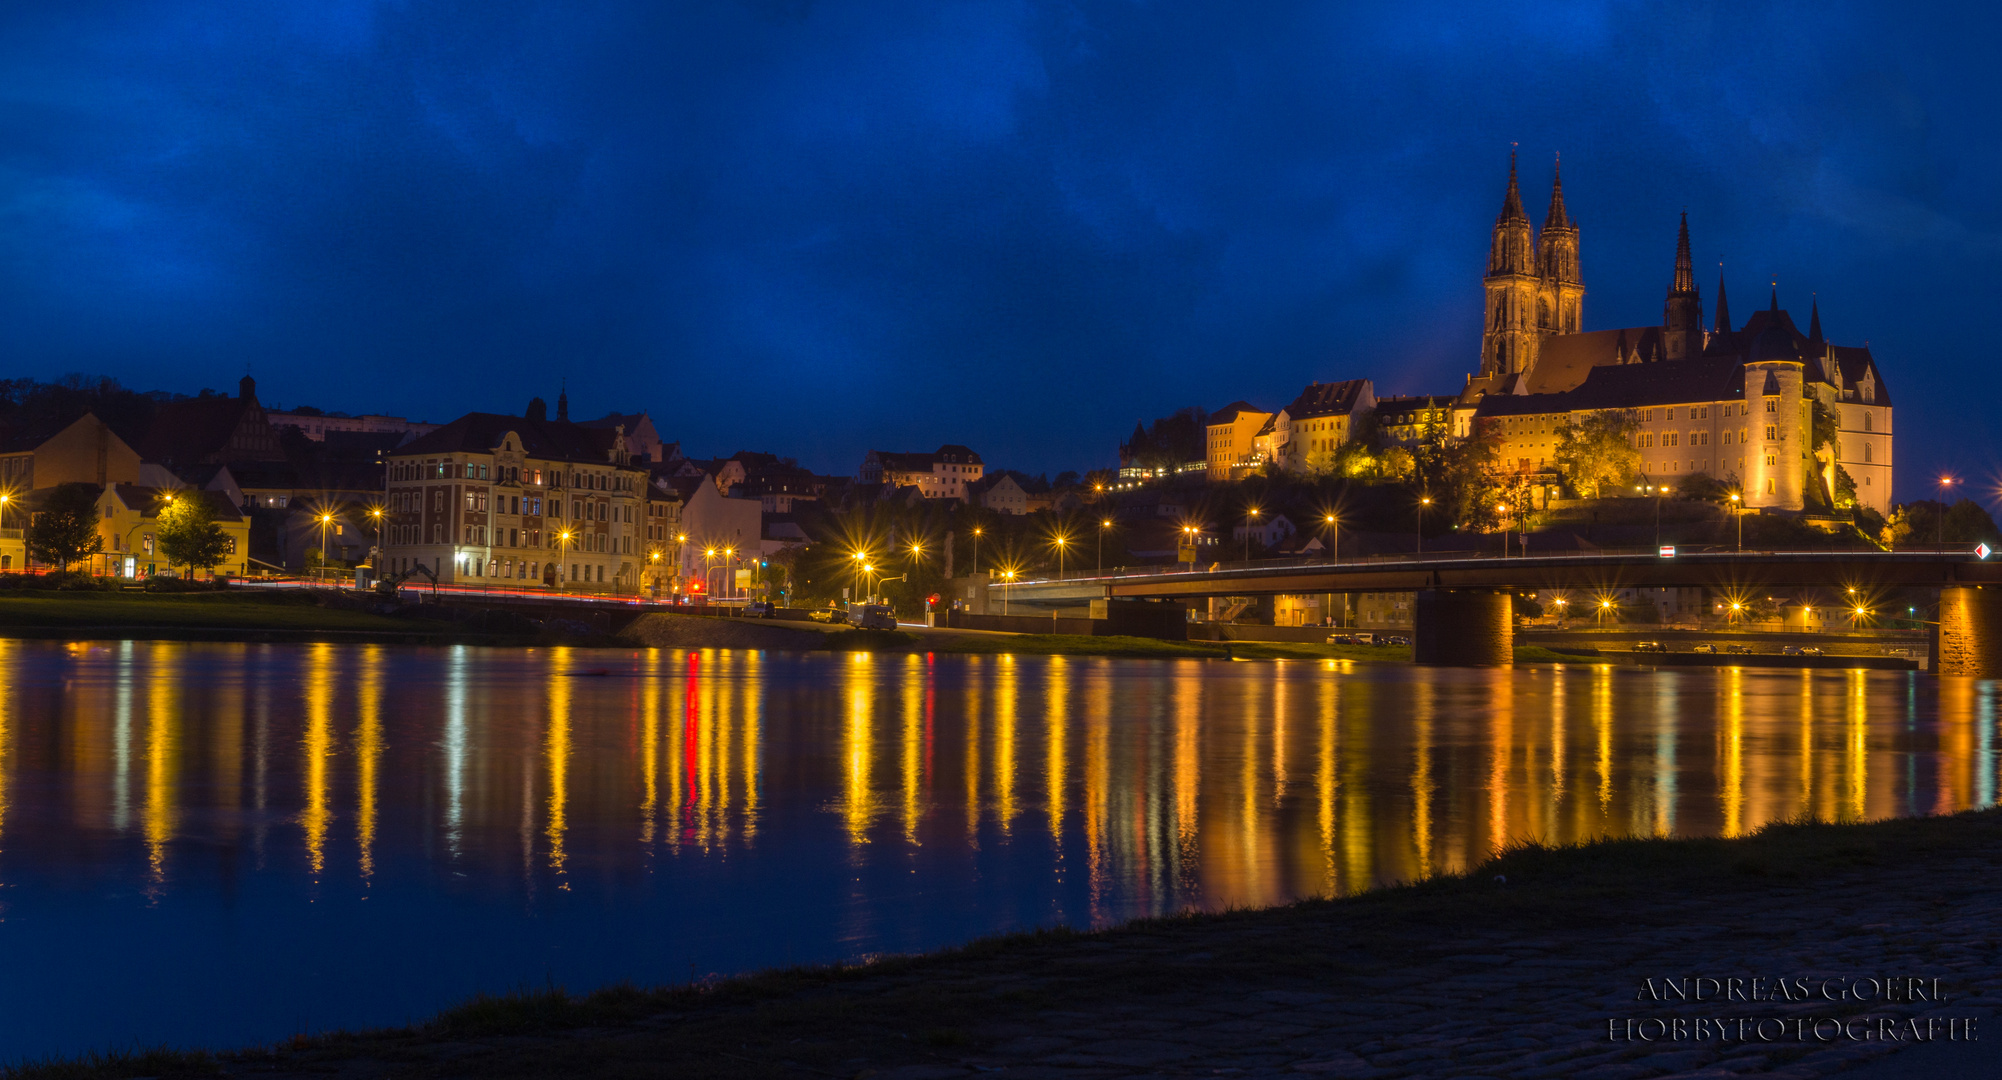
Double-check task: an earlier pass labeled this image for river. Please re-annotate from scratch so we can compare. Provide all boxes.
[0,640,1992,1059]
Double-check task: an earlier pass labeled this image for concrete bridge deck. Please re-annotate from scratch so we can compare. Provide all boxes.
[986,549,2002,673]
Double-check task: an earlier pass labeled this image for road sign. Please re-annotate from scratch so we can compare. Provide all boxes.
[1658,545,1676,558]
[1979,543,1992,560]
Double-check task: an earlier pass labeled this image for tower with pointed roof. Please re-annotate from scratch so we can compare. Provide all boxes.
[1537,155,1583,335]
[1480,152,1546,379]
[1664,212,1704,359]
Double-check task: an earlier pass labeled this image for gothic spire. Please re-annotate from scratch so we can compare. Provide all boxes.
[1672,212,1695,294]
[1715,268,1732,334]
[1498,149,1528,225]
[1808,297,1823,344]
[1769,283,1779,311]
[1543,153,1571,231]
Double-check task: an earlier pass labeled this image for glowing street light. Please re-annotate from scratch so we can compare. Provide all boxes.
[1938,475,1958,550]
[1098,517,1114,575]
[1416,495,1432,555]
[1323,513,1339,565]
[1729,492,1743,551]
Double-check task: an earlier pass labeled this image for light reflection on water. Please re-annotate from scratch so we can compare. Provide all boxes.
[0,640,1995,1059]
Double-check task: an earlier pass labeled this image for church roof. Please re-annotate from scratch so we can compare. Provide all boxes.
[1523,327,1665,395]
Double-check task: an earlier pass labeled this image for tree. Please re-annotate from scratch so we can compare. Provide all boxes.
[1881,499,2002,549]
[157,493,231,578]
[26,482,104,571]
[1552,410,1640,498]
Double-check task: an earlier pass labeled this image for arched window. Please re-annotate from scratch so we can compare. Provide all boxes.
[1864,444,1872,463]
[1863,413,1873,432]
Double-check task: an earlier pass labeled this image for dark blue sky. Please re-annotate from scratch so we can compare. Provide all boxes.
[0,1,1991,498]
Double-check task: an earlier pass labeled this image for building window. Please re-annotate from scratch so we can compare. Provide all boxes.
[1864,444,1872,463]
[1863,413,1872,432]
[1766,478,1776,494]
[1765,399,1777,413]
[1764,425,1777,442]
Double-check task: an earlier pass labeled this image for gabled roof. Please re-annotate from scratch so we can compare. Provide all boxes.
[1283,379,1370,420]
[392,411,633,466]
[1208,401,1268,425]
[1474,357,1748,417]
[139,392,285,465]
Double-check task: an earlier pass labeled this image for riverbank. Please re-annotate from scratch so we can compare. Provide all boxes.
[18,808,2000,1080]
[0,591,517,643]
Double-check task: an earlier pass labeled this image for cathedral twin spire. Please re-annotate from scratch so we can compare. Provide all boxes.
[1480,151,1581,377]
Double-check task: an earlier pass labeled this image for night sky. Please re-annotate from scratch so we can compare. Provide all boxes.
[0,2,1991,499]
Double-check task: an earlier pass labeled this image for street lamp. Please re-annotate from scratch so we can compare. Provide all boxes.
[1644,484,1663,549]
[1244,506,1260,562]
[318,512,336,579]
[1937,475,1957,550]
[1098,518,1113,575]
[1323,514,1339,564]
[555,529,575,590]
[1416,495,1431,555]
[1598,597,1614,629]
[724,546,736,599]
[1052,533,1068,580]
[1001,567,1015,614]
[1729,492,1742,551]
[971,526,983,575]
[1496,502,1509,558]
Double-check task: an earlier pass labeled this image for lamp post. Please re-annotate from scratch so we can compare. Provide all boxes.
[1729,492,1742,551]
[724,546,736,600]
[1416,495,1431,555]
[1098,518,1112,575]
[1001,567,1015,614]
[1598,598,1614,629]
[1937,476,1957,550]
[1052,534,1067,581]
[971,526,982,575]
[555,529,574,590]
[1644,484,1662,549]
[1497,502,1509,557]
[318,512,336,580]
[1244,506,1260,562]
[1323,514,1339,564]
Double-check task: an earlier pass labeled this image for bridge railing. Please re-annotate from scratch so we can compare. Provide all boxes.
[1003,543,1981,588]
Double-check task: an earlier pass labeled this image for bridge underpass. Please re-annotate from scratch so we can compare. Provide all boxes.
[987,550,2002,673]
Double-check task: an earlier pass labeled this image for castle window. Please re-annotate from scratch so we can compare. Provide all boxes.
[1699,406,1709,419]
[1864,413,1873,432]
[1864,444,1872,464]
[1765,399,1777,413]
[1765,425,1777,442]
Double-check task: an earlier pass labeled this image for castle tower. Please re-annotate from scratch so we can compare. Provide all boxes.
[1745,325,1807,511]
[1663,213,1703,359]
[1481,152,1542,378]
[1537,155,1582,334]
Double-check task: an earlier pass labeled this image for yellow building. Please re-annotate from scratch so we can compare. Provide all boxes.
[381,407,651,593]
[90,486,251,580]
[1204,402,1272,479]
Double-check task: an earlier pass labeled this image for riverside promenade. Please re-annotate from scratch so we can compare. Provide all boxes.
[86,811,2002,1080]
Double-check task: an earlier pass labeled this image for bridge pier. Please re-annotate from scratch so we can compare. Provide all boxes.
[1934,585,2002,676]
[1413,589,1513,666]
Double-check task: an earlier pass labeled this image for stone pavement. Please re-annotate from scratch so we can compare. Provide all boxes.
[225,818,2002,1080]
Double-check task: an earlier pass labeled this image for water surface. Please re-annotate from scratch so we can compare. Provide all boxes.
[0,641,1993,1059]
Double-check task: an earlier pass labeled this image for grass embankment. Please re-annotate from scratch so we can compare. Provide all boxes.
[0,591,463,639]
[15,808,1997,1080]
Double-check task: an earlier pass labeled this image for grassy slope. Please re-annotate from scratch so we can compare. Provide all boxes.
[0,592,436,634]
[14,808,1996,1079]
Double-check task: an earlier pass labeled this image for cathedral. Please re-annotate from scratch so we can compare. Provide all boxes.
[1456,154,1894,517]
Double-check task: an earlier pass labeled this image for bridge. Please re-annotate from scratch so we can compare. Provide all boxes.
[988,548,2002,673]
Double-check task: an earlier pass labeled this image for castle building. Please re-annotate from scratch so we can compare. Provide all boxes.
[1458,157,1894,516]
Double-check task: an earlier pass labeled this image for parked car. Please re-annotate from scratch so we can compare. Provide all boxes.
[811,603,846,625]
[1326,634,1357,645]
[1385,635,1411,647]
[1692,643,1718,654]
[743,599,774,618]
[1798,646,1824,656]
[1634,641,1668,653]
[1726,644,1755,654]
